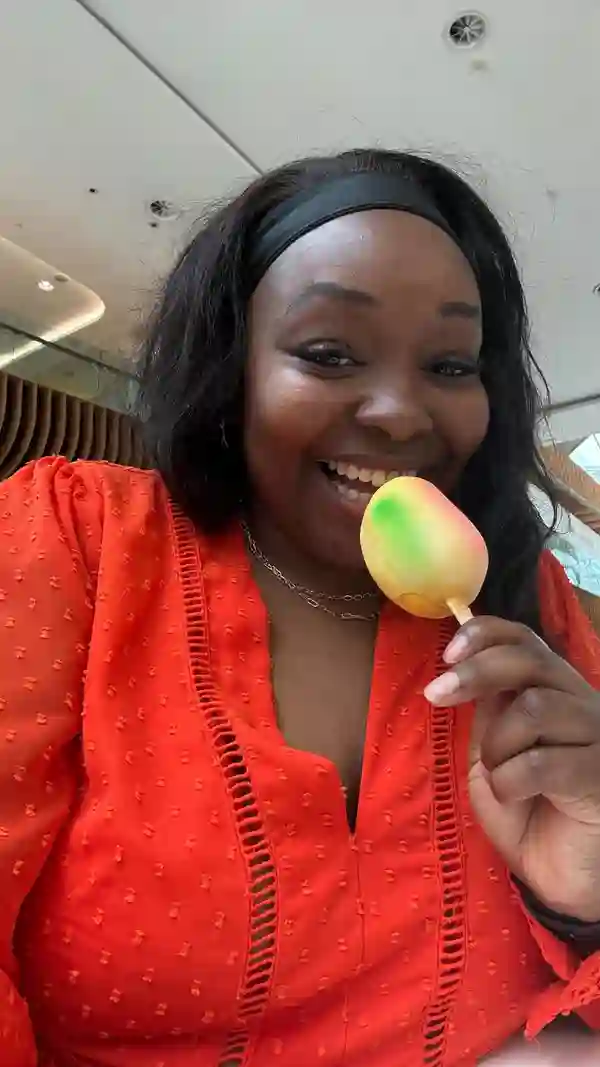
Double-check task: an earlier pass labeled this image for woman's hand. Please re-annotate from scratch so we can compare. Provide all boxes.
[424,618,600,922]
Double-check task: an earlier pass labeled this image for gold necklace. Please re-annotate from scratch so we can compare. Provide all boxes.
[242,523,380,623]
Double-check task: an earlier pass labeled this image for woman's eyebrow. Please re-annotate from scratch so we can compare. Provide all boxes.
[438,300,481,321]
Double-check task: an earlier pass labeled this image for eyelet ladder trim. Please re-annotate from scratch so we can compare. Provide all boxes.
[171,507,278,1067]
[422,620,468,1066]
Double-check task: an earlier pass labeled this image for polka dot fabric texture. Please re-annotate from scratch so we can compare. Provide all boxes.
[1,458,600,1067]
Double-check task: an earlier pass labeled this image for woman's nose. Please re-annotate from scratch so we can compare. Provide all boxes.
[354,385,434,440]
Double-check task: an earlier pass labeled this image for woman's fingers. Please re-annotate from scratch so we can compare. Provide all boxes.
[444,617,544,665]
[426,644,578,706]
[490,742,600,809]
[479,688,600,771]
[425,617,591,707]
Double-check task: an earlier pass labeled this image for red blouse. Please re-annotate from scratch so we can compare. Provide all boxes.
[1,458,600,1067]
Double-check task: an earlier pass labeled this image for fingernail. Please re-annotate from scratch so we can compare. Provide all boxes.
[444,634,469,664]
[424,672,461,704]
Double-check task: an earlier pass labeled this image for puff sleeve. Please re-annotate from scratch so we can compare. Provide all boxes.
[0,459,99,1065]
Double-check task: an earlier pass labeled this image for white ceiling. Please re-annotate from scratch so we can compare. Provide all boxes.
[0,0,256,362]
[1,0,599,438]
[0,236,105,365]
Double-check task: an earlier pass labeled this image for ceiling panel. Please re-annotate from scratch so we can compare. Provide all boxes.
[0,237,105,366]
[83,0,600,410]
[0,0,256,362]
[85,1,600,174]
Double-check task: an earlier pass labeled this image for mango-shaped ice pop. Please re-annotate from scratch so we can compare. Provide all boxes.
[360,477,488,624]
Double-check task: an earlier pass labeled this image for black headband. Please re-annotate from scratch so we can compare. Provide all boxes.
[248,172,463,290]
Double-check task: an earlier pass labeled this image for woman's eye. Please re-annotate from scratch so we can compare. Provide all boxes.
[293,344,357,369]
[430,357,480,379]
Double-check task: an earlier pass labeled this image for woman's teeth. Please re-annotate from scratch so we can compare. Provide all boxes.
[325,460,416,486]
[323,461,417,502]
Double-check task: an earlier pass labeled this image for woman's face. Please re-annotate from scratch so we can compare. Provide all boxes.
[245,209,489,573]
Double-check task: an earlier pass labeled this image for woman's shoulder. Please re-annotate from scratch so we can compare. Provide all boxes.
[539,549,600,686]
[0,458,173,578]
[539,548,590,628]
[0,456,167,514]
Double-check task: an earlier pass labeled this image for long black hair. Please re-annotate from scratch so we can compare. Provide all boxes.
[138,148,558,632]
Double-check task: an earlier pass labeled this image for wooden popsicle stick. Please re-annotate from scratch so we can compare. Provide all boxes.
[446,599,473,626]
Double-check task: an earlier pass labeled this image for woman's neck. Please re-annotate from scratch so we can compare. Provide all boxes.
[244,512,378,599]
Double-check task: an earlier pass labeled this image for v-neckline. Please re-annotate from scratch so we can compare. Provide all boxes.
[199,522,446,840]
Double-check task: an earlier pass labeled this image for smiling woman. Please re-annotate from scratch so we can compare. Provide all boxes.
[1,148,600,1067]
[142,150,551,629]
[244,207,486,572]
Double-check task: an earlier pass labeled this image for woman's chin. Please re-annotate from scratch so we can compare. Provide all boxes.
[295,467,377,577]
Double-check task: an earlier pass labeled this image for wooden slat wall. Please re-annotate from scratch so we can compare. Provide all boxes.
[541,444,600,535]
[0,370,149,480]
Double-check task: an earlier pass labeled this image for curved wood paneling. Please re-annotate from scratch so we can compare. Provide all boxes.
[2,379,38,479]
[0,370,149,478]
[0,376,24,467]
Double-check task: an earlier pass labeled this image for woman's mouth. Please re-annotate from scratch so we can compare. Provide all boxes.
[318,459,417,507]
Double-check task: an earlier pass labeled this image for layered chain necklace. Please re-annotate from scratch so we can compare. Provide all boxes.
[242,522,381,623]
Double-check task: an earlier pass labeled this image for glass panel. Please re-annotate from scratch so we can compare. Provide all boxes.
[0,322,138,415]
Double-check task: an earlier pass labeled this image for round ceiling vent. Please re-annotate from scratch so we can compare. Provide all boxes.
[147,199,182,222]
[446,12,487,47]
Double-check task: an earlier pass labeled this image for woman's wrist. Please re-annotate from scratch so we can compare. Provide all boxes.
[516,878,600,949]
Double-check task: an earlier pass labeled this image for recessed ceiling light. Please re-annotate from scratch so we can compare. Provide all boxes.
[593,284,600,296]
[37,279,55,292]
[446,12,487,47]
